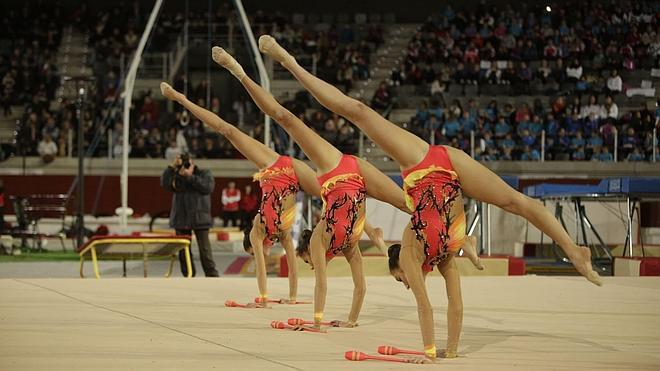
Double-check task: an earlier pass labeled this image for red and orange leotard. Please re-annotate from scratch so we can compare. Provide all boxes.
[317,155,366,259]
[402,145,466,272]
[253,156,300,245]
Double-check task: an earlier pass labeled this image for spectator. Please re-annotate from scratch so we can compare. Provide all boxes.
[545,113,560,138]
[131,138,148,158]
[599,146,614,162]
[606,70,623,94]
[499,133,515,150]
[601,95,619,119]
[460,111,476,134]
[415,102,430,124]
[443,115,461,139]
[520,145,540,161]
[621,127,638,152]
[588,133,604,152]
[430,77,446,99]
[239,184,259,230]
[37,133,58,163]
[41,117,60,140]
[627,148,644,161]
[221,181,241,227]
[520,129,536,147]
[572,146,587,160]
[571,131,586,150]
[536,59,552,83]
[202,137,221,159]
[371,82,392,111]
[566,59,583,81]
[581,95,601,119]
[165,139,182,161]
[161,155,219,277]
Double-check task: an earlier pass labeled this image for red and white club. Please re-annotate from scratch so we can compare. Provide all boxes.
[378,345,425,356]
[270,321,325,333]
[344,350,412,363]
[287,318,334,326]
[224,300,247,308]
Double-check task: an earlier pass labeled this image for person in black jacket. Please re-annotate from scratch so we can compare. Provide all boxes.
[161,154,219,277]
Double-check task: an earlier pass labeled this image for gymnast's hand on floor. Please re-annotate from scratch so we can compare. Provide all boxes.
[411,357,434,364]
[245,302,269,309]
[293,324,326,333]
[330,320,358,328]
[441,349,457,359]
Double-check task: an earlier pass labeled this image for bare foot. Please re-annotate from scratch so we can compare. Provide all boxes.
[160,82,181,102]
[211,46,246,80]
[258,35,295,66]
[462,235,484,270]
[567,246,603,286]
[407,357,433,364]
[330,320,358,328]
[441,350,458,359]
[373,227,387,255]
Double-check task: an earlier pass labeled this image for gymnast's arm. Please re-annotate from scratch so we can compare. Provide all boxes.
[310,226,328,328]
[400,244,437,360]
[280,231,298,303]
[249,217,269,306]
[343,244,367,326]
[438,256,463,358]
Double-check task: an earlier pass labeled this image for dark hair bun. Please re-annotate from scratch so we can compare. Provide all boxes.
[296,229,313,256]
[387,244,401,271]
[388,244,401,258]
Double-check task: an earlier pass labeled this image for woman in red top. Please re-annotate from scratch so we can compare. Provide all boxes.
[259,35,602,360]
[213,47,408,327]
[239,184,259,230]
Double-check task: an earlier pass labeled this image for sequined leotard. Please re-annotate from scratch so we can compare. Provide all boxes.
[253,156,299,245]
[317,155,366,259]
[402,145,466,272]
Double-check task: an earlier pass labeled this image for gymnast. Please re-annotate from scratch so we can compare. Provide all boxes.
[160,82,388,308]
[258,34,602,359]
[212,45,408,327]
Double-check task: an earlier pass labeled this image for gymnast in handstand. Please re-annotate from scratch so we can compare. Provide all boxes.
[212,46,408,327]
[161,82,389,307]
[258,34,602,359]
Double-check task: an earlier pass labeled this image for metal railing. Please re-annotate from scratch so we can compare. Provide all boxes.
[654,127,658,163]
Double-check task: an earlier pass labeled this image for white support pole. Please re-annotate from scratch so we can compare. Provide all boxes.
[119,0,163,231]
[67,129,73,158]
[614,128,618,162]
[358,131,364,158]
[486,203,491,256]
[470,130,475,157]
[234,0,272,148]
[653,127,657,163]
[541,130,545,162]
[108,130,113,159]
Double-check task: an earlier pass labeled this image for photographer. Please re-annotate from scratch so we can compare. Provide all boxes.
[161,153,219,277]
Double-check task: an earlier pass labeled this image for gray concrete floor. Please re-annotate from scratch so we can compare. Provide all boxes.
[1,276,659,370]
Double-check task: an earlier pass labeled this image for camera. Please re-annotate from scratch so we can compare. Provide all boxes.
[180,152,191,169]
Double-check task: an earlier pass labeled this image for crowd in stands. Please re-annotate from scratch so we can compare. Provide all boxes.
[406,95,659,161]
[388,1,659,162]
[3,1,658,163]
[255,10,383,92]
[392,1,658,97]
[0,2,62,118]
